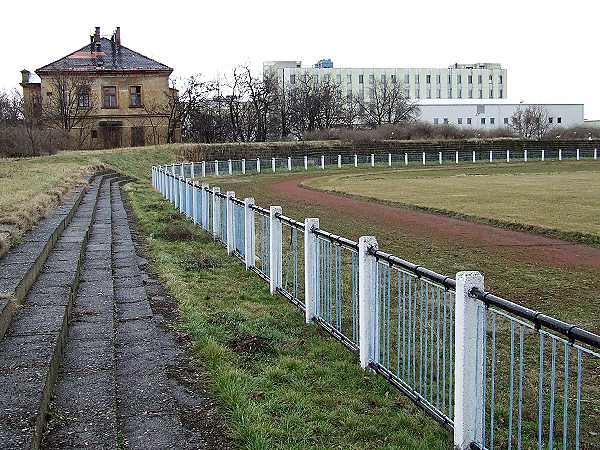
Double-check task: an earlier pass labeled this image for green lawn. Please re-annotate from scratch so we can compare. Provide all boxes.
[303,161,600,242]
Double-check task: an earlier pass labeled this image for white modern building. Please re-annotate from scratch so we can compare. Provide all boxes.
[263,60,507,101]
[417,101,584,130]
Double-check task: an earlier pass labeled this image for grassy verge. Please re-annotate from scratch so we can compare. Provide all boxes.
[124,180,450,450]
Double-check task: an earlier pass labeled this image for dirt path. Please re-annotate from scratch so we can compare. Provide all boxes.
[270,176,600,270]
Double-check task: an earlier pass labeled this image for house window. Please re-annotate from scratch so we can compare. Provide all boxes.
[467,118,472,125]
[359,74,364,84]
[391,74,397,84]
[504,117,509,125]
[468,75,473,84]
[427,89,431,99]
[549,117,553,124]
[489,74,493,82]
[426,74,431,84]
[433,118,439,125]
[404,73,410,84]
[346,74,352,83]
[499,75,503,84]
[129,86,142,108]
[458,118,463,125]
[103,86,117,108]
[78,88,90,108]
[443,118,449,124]
[415,74,420,84]
[91,129,98,139]
[490,117,495,125]
[481,117,486,125]
[489,89,493,98]
[415,89,420,99]
[557,117,562,124]
[290,74,296,84]
[479,89,483,99]
[448,74,452,84]
[436,74,441,84]
[499,89,504,98]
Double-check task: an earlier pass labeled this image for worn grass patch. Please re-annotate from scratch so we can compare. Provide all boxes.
[125,181,450,450]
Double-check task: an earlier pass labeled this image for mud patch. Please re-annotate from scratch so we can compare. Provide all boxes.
[228,333,274,356]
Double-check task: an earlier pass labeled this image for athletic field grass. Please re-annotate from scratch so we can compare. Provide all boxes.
[304,160,600,242]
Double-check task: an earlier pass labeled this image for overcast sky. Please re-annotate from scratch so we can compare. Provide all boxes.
[2,0,598,119]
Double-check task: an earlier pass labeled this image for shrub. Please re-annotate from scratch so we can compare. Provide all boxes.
[160,223,195,241]
[0,125,72,157]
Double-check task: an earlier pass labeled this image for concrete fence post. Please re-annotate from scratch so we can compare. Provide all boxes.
[388,153,392,167]
[212,187,220,239]
[576,148,580,161]
[453,271,485,450]
[288,157,292,171]
[201,183,209,230]
[242,158,246,174]
[304,218,319,324]
[595,148,598,160]
[321,155,325,169]
[455,151,459,164]
[202,161,206,177]
[191,162,195,178]
[405,153,408,166]
[228,159,233,175]
[542,149,545,161]
[489,150,493,162]
[506,149,510,163]
[226,191,235,254]
[338,154,342,168]
[422,152,426,165]
[269,206,283,295]
[524,149,528,162]
[257,157,261,173]
[439,152,442,165]
[272,157,276,172]
[354,154,358,167]
[304,155,308,171]
[371,154,375,167]
[471,150,475,163]
[359,235,378,369]
[559,148,563,161]
[215,160,219,177]
[244,198,255,269]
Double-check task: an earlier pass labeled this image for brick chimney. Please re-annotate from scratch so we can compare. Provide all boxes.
[114,27,121,48]
[94,26,101,43]
[20,69,31,85]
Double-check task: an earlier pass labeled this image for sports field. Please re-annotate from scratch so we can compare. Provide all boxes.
[304,160,600,240]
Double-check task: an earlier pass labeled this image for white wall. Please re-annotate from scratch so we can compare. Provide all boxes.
[417,103,583,129]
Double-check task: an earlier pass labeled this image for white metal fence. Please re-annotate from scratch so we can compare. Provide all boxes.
[151,166,600,450]
[161,147,600,179]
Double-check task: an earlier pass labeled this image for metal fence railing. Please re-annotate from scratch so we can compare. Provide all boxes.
[161,147,599,179]
[151,167,600,450]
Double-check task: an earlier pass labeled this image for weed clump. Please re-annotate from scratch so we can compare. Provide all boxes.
[161,223,195,241]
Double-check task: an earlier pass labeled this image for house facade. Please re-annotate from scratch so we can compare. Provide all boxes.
[21,26,179,149]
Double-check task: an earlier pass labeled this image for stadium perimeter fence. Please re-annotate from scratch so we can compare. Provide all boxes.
[151,165,600,450]
[161,146,599,178]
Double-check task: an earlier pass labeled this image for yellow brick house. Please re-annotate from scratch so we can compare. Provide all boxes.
[21,26,179,149]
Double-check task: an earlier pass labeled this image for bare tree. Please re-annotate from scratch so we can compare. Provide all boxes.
[355,77,419,128]
[510,105,552,140]
[42,72,95,148]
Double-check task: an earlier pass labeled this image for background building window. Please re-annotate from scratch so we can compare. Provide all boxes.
[426,74,431,84]
[415,74,420,84]
[346,74,352,83]
[490,117,495,125]
[467,118,472,125]
[391,74,397,84]
[359,74,364,84]
[458,118,463,124]
[504,117,509,125]
[557,117,562,124]
[443,118,448,124]
[481,117,486,125]
[500,89,504,97]
[468,75,473,84]
[549,117,554,123]
[290,74,296,84]
[489,89,494,98]
[478,74,482,84]
[78,88,90,108]
[436,74,441,84]
[129,86,142,107]
[404,73,410,84]
[433,118,439,125]
[103,86,117,108]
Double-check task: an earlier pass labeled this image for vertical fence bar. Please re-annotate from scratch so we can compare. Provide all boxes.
[338,154,342,168]
[472,150,476,163]
[304,218,319,323]
[455,151,459,164]
[405,153,408,166]
[489,150,493,162]
[304,155,308,171]
[439,152,442,164]
[201,183,209,229]
[179,177,185,213]
[288,157,292,171]
[321,155,325,169]
[202,161,206,177]
[542,149,545,161]
[389,153,393,167]
[228,159,233,175]
[595,148,598,160]
[371,154,375,167]
[354,154,358,167]
[359,235,378,369]
[272,157,276,172]
[524,149,528,162]
[454,271,485,449]
[192,181,198,224]
[559,148,562,161]
[576,148,580,161]
[212,187,220,239]
[226,191,235,254]
[242,158,246,174]
[244,198,255,269]
[257,157,261,173]
[422,152,426,165]
[191,162,195,178]
[506,149,510,163]
[269,206,283,294]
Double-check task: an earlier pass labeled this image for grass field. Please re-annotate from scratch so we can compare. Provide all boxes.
[304,161,600,242]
